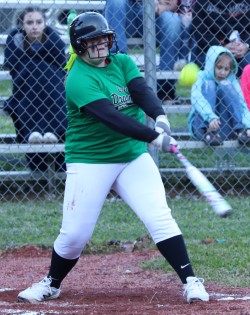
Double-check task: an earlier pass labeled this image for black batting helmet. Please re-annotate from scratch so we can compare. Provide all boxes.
[69,12,116,55]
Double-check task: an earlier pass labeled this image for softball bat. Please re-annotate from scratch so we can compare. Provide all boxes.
[170,145,232,217]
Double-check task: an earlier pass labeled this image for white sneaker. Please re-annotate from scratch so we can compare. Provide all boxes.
[183,276,209,303]
[17,276,60,303]
[28,132,43,144]
[43,132,59,144]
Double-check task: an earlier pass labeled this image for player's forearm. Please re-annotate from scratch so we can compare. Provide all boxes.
[127,77,165,120]
[83,99,159,143]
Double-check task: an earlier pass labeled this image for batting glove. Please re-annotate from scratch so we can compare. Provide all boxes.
[151,134,178,153]
[154,115,171,136]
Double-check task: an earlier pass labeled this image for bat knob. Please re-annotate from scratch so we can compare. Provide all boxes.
[170,144,179,154]
[219,209,232,218]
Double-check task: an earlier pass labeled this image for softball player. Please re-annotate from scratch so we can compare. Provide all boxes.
[18,12,209,304]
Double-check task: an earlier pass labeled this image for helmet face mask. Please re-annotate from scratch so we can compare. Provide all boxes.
[81,35,114,60]
[70,12,118,56]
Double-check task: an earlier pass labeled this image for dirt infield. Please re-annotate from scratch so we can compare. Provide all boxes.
[0,246,249,315]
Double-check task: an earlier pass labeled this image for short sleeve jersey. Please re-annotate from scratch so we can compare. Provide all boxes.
[65,53,147,163]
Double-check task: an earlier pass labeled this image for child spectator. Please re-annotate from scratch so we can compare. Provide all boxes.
[188,46,250,146]
[3,6,67,171]
[240,65,250,111]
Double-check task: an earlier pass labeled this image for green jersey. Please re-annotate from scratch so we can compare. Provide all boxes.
[65,53,147,163]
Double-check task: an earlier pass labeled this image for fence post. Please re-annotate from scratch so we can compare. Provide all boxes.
[143,0,159,166]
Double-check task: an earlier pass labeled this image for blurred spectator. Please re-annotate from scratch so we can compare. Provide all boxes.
[188,46,250,146]
[3,6,67,171]
[104,0,193,70]
[240,64,250,110]
[104,0,194,100]
[192,0,250,76]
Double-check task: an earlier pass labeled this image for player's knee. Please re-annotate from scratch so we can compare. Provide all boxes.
[54,228,92,259]
[146,212,181,243]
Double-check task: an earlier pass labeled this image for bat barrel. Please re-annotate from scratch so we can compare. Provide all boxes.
[205,191,232,217]
[171,147,232,218]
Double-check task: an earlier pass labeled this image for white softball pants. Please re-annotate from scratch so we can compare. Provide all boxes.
[54,153,181,259]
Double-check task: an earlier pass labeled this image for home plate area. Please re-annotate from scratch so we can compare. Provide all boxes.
[0,246,249,315]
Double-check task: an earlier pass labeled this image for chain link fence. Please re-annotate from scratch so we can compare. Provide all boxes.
[0,0,250,205]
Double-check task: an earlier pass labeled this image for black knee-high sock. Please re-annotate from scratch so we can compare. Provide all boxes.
[156,235,195,284]
[48,248,79,288]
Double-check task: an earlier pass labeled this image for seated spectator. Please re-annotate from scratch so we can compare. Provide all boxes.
[105,0,193,70]
[104,0,194,99]
[192,0,250,76]
[3,6,67,172]
[240,64,250,111]
[188,46,250,146]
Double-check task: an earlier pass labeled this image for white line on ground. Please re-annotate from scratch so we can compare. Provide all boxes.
[211,293,250,301]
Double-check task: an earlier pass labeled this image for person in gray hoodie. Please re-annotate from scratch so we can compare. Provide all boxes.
[188,45,250,146]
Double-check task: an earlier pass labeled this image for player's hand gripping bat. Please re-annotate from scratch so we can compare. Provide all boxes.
[170,145,232,217]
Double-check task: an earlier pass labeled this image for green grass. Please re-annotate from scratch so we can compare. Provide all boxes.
[141,197,250,287]
[0,116,15,134]
[168,113,189,129]
[0,80,15,134]
[159,147,250,168]
[175,81,192,98]
[0,80,12,97]
[0,196,249,287]
[0,200,63,248]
